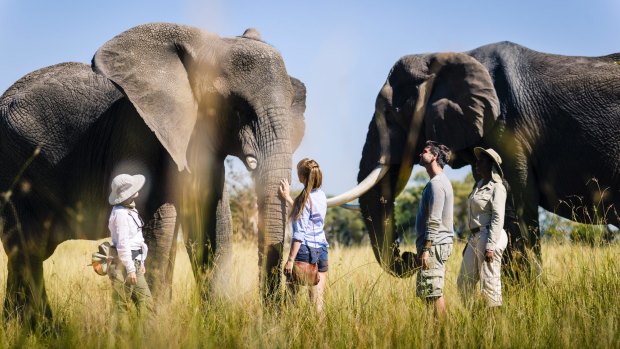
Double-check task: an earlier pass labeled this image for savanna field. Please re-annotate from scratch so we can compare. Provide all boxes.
[0,237,617,348]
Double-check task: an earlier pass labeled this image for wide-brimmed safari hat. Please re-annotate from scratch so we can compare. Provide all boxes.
[108,174,145,205]
[474,147,504,182]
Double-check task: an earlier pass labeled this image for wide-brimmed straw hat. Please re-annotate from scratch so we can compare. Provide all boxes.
[474,147,504,182]
[108,174,145,205]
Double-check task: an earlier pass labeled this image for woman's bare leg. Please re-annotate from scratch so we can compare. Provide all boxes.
[310,271,328,313]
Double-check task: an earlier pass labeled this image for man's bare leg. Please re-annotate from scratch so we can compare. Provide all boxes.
[434,295,446,317]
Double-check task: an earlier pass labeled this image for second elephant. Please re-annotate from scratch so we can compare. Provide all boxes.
[331,41,620,276]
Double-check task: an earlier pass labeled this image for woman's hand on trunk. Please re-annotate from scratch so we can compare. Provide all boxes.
[279,179,294,206]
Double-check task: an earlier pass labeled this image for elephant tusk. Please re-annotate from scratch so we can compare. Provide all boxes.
[341,203,360,211]
[246,156,257,170]
[326,164,390,207]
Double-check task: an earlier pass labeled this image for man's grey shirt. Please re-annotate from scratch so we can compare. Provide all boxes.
[415,171,455,249]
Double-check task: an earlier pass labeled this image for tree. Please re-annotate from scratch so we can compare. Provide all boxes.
[324,205,367,246]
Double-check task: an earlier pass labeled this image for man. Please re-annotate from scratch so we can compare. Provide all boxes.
[415,141,454,316]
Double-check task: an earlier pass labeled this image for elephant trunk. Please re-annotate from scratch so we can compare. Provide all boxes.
[255,148,290,245]
[359,171,417,277]
[253,105,292,299]
[358,110,418,277]
[254,106,292,244]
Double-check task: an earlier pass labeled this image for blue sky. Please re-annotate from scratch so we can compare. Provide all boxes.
[1,0,619,195]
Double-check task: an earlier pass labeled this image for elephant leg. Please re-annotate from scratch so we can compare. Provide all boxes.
[501,214,523,279]
[164,218,181,296]
[211,186,233,295]
[143,203,177,303]
[1,199,57,327]
[182,195,209,282]
[182,162,232,298]
[508,164,543,280]
[3,246,52,327]
[519,198,542,277]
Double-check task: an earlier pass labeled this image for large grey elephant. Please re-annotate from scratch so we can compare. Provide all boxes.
[0,23,305,323]
[329,41,619,276]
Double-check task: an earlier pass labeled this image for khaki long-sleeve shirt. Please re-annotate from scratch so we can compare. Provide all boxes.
[467,179,507,250]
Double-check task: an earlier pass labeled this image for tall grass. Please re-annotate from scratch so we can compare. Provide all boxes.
[0,239,618,348]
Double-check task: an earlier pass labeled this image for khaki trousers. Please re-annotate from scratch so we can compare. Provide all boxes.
[457,227,508,307]
[109,260,153,317]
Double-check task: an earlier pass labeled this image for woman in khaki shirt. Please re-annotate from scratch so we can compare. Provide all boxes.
[457,147,508,307]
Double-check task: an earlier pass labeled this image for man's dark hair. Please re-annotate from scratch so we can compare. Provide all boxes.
[425,140,451,168]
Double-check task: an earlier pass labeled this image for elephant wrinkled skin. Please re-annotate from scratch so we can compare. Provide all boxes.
[355,42,619,277]
[0,23,306,324]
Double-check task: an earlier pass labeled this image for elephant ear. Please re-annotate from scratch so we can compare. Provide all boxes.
[93,23,218,172]
[424,53,499,151]
[289,76,306,151]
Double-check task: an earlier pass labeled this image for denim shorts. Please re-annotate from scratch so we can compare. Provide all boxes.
[295,244,328,272]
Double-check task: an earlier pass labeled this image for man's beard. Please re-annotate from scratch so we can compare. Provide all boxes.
[419,156,430,166]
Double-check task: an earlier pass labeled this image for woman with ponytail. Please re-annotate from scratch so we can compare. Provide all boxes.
[279,158,329,312]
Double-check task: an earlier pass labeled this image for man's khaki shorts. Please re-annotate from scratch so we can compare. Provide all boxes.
[416,243,453,298]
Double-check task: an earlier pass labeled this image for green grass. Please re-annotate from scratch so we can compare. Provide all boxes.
[0,240,618,348]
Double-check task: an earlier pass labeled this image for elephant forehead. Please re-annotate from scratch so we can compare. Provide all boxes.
[225,39,288,76]
[390,55,430,82]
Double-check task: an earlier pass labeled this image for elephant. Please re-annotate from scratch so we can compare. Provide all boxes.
[328,41,620,277]
[0,23,306,324]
